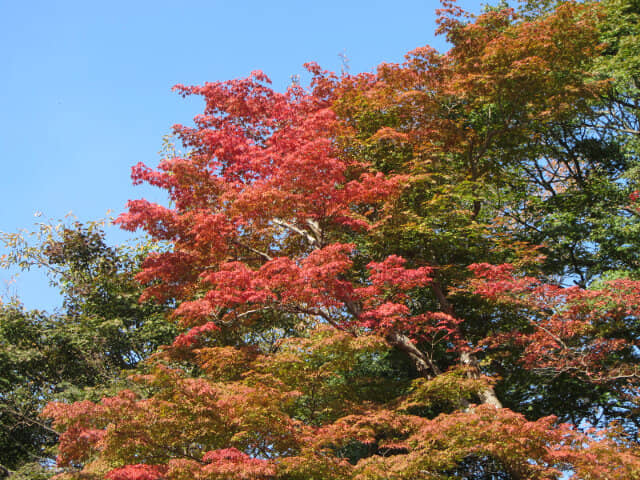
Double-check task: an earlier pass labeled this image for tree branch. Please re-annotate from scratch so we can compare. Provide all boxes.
[386,331,441,378]
[231,239,273,261]
[431,277,503,408]
[0,404,60,436]
[273,218,319,247]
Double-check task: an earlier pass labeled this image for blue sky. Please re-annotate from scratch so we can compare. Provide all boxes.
[0,0,483,310]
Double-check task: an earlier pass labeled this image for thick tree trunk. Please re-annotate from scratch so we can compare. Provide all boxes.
[432,280,503,409]
[386,331,441,379]
[460,351,503,408]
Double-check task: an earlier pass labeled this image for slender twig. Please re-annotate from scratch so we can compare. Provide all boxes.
[0,404,60,436]
[231,239,273,261]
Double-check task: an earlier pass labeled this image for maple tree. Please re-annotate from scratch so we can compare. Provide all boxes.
[38,0,640,479]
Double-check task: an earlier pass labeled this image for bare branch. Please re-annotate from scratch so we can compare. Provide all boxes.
[273,218,319,247]
[231,239,273,261]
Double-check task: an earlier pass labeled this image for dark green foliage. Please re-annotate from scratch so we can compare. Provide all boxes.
[504,126,640,286]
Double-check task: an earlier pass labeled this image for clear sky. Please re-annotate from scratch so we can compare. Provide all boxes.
[0,0,483,311]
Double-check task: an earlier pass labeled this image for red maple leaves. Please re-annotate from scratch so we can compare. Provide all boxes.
[470,263,640,383]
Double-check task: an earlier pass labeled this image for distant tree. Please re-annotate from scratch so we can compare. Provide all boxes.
[0,222,176,478]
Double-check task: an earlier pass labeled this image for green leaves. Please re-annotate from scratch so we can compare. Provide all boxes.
[0,222,177,477]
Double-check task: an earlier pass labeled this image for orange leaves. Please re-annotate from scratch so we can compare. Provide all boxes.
[300,404,640,479]
[342,405,640,479]
[43,364,302,472]
[370,127,409,144]
[84,404,640,480]
[106,464,167,480]
[405,406,572,479]
[105,452,276,480]
[340,0,607,189]
[194,346,256,381]
[201,448,276,479]
[317,409,415,452]
[443,1,604,114]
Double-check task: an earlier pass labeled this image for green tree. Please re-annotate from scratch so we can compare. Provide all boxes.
[0,222,176,478]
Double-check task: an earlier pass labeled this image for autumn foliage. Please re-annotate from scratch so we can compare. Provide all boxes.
[43,1,640,479]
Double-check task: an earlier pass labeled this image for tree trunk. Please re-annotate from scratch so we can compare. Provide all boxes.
[432,280,503,408]
[460,351,503,408]
[386,331,441,379]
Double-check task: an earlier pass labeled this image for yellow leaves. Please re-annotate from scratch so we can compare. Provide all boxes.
[194,346,255,381]
[400,366,495,414]
[317,409,418,452]
[370,127,409,144]
[247,327,393,424]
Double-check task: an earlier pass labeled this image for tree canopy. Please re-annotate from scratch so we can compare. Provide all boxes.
[7,0,640,478]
